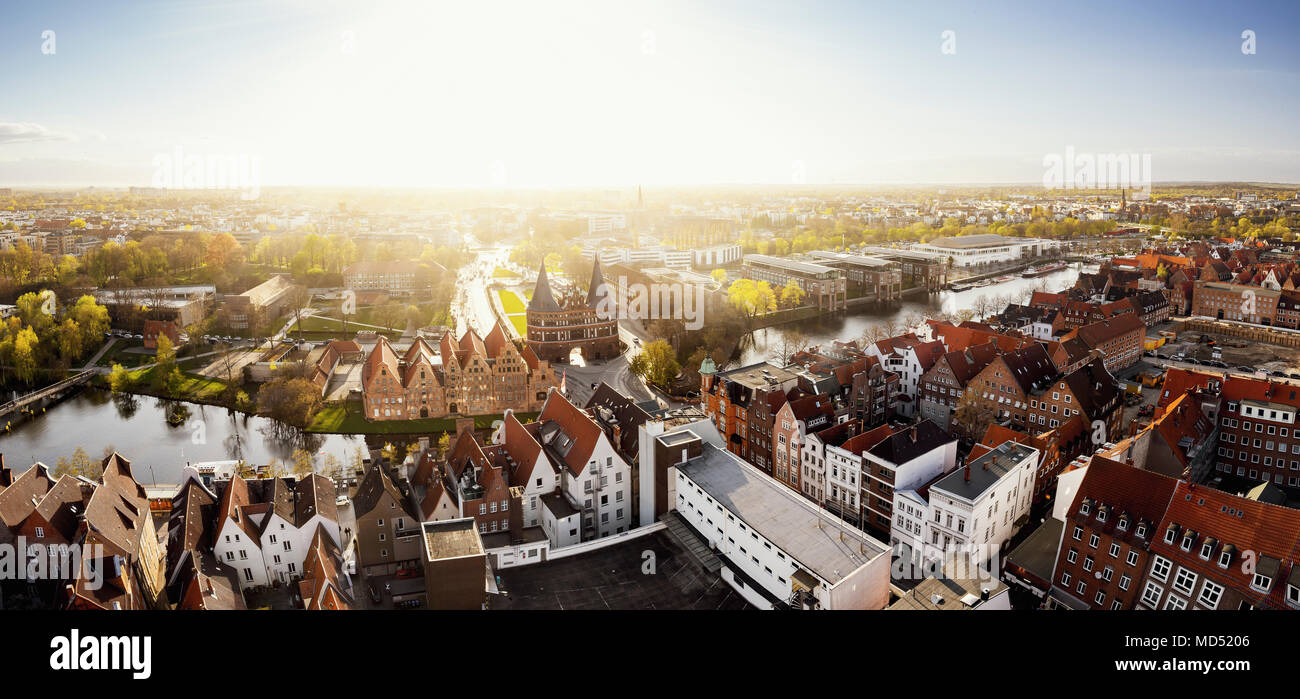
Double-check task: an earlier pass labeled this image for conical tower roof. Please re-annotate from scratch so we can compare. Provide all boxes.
[586,259,608,308]
[528,262,562,313]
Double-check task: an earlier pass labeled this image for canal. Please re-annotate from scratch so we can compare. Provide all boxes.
[0,389,367,486]
[736,264,1084,364]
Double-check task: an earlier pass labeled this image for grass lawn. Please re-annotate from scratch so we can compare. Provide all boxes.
[508,314,527,336]
[493,266,520,279]
[497,289,526,314]
[125,366,233,402]
[307,402,537,434]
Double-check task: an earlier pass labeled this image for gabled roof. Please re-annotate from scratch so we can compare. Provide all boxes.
[1000,342,1057,394]
[1058,357,1121,421]
[0,462,55,527]
[1068,456,1177,548]
[500,410,554,484]
[536,389,604,476]
[353,463,417,521]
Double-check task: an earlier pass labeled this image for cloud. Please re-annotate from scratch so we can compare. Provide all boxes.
[0,122,73,146]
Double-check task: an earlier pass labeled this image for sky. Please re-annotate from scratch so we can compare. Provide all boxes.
[1,0,1298,188]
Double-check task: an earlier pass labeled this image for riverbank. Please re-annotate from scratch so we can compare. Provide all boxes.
[306,402,537,435]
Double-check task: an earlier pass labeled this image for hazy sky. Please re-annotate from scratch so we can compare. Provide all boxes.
[2,0,1298,187]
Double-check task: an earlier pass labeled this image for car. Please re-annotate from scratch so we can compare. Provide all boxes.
[1155,353,1168,360]
[1236,366,1253,372]
[132,334,143,340]
[367,584,381,604]
[1271,371,1288,377]
[396,568,419,579]
[1186,358,1201,365]
[1137,405,1155,417]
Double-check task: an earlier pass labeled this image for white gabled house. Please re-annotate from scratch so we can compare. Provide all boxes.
[212,474,341,591]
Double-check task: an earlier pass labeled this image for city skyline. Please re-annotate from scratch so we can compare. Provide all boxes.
[1,0,1298,188]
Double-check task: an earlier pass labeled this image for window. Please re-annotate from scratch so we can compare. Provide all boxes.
[1119,574,1131,591]
[1198,580,1224,609]
[1141,582,1162,607]
[1072,526,1083,541]
[1109,542,1120,558]
[1173,568,1197,595]
[1150,555,1171,583]
[1164,595,1187,610]
[1066,548,1078,564]
[1251,573,1273,592]
[1126,550,1138,566]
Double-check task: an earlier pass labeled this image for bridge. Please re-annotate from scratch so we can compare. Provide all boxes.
[0,370,97,421]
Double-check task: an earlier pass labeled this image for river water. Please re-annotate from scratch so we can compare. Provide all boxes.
[0,389,367,486]
[736,265,1084,365]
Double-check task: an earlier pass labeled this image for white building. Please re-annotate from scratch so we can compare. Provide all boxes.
[893,441,1038,569]
[912,234,1061,268]
[213,474,341,590]
[674,442,893,610]
[867,336,942,418]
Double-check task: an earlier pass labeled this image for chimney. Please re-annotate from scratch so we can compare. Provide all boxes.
[963,462,971,482]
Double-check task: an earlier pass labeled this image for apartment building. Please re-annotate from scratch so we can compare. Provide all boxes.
[918,341,1000,429]
[1052,457,1178,610]
[700,360,800,473]
[1069,314,1145,372]
[1193,280,1280,325]
[863,420,958,538]
[867,334,945,418]
[893,441,1038,569]
[771,394,837,493]
[741,254,847,311]
[1140,481,1300,610]
[674,442,892,609]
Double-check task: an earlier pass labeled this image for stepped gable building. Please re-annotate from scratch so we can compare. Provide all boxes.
[525,261,621,362]
[361,321,558,421]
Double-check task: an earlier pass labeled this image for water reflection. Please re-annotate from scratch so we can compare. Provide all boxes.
[0,388,366,485]
[737,266,1083,364]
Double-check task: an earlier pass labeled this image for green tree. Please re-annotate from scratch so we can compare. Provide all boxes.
[55,446,102,479]
[108,363,132,392]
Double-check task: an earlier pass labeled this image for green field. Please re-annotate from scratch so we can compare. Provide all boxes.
[493,266,520,279]
[308,402,537,434]
[497,289,526,314]
[508,314,527,336]
[123,367,234,402]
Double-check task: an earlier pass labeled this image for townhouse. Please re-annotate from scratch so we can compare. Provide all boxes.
[867,334,945,418]
[918,341,1000,429]
[1068,313,1145,372]
[212,474,341,591]
[1052,457,1178,610]
[861,419,957,538]
[772,393,836,494]
[700,360,800,473]
[893,441,1038,569]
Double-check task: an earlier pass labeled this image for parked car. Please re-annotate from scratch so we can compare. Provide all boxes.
[1236,366,1253,372]
[396,567,419,579]
[1137,405,1155,417]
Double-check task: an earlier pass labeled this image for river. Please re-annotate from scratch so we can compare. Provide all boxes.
[736,265,1084,364]
[0,389,368,486]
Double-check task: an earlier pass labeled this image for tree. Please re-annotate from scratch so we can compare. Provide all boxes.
[55,446,102,479]
[108,363,132,392]
[710,268,727,284]
[638,339,681,388]
[778,280,805,309]
[11,326,39,385]
[256,377,324,428]
[952,392,997,440]
[291,448,316,476]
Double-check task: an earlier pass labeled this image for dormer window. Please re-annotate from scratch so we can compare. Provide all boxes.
[1218,545,1235,569]
[1163,523,1179,545]
[1079,500,1091,516]
[1252,556,1281,593]
[1180,531,1195,553]
[1199,538,1216,560]
[1097,509,1108,523]
[1136,523,1147,538]
[1117,517,1129,532]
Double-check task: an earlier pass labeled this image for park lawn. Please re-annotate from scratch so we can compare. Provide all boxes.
[308,402,537,434]
[497,289,526,314]
[493,266,520,279]
[508,314,527,336]
[126,366,233,402]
